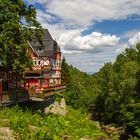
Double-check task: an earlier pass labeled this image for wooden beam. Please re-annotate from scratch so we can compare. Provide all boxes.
[0,80,2,102]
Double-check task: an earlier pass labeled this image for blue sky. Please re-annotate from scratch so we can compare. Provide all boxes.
[24,0,140,73]
[83,18,140,36]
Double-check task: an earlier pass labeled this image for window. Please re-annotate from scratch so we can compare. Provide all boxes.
[56,60,60,66]
[37,47,42,52]
[59,61,61,66]
[2,81,8,91]
[54,61,56,66]
[38,61,40,65]
[53,60,61,66]
[34,60,41,66]
[34,60,37,66]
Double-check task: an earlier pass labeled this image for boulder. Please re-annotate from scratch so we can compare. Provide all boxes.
[80,138,92,140]
[0,127,15,140]
[44,98,67,116]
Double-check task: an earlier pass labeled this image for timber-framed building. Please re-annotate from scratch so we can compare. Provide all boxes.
[0,29,66,105]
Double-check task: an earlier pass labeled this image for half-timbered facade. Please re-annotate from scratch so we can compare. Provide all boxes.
[0,29,65,105]
[26,29,61,79]
[23,29,65,101]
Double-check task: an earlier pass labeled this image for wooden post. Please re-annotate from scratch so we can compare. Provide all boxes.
[0,79,2,102]
[42,92,45,100]
[15,72,18,100]
[7,70,8,90]
[24,79,26,91]
[48,78,50,88]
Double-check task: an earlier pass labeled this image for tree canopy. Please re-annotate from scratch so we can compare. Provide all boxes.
[0,0,43,72]
[63,43,140,139]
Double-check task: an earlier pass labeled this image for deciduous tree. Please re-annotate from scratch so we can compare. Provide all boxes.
[0,0,43,72]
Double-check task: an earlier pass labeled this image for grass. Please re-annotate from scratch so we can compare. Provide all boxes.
[0,105,106,140]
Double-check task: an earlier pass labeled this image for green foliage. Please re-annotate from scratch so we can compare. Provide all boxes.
[0,0,43,72]
[129,136,140,140]
[63,65,101,112]
[63,43,140,139]
[0,106,105,140]
[61,57,70,85]
[94,44,140,130]
[53,93,63,103]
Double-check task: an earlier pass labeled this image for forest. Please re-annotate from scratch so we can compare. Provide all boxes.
[62,43,140,140]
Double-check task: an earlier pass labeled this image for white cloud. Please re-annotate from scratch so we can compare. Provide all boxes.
[26,0,139,53]
[117,31,140,55]
[37,10,54,23]
[29,0,140,28]
[121,29,140,39]
[64,50,118,73]
[116,32,140,56]
[129,32,140,46]
[58,31,120,53]
[115,43,128,54]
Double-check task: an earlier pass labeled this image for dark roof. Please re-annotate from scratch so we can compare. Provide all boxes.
[29,29,61,58]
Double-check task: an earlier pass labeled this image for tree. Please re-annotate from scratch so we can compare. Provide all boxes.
[61,57,69,85]
[93,44,140,138]
[0,0,43,72]
[62,43,140,138]
[61,57,69,78]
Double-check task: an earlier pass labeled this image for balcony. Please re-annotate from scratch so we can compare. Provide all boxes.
[52,66,61,71]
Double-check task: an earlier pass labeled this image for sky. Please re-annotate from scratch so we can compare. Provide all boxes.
[24,0,140,73]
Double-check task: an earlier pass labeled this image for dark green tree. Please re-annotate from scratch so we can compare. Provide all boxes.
[0,0,43,72]
[93,44,140,138]
[61,56,70,85]
[61,43,140,138]
[61,57,69,78]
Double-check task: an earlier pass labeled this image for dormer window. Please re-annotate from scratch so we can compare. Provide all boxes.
[36,47,43,52]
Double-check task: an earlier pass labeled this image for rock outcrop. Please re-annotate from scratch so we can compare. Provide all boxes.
[44,98,67,116]
[0,127,15,140]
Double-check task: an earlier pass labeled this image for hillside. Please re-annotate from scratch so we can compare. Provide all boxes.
[62,43,140,140]
[0,106,106,140]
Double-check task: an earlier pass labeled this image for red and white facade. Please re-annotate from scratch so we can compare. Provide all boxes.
[27,41,61,79]
[51,52,61,78]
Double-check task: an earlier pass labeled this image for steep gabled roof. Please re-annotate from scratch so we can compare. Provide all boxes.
[29,29,61,58]
[27,41,38,56]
